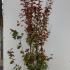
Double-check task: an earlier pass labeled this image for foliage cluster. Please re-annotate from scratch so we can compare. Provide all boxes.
[7,0,52,70]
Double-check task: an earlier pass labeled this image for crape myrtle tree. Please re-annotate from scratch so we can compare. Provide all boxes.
[7,0,53,70]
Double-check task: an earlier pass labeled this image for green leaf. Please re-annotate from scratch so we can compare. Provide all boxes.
[20,50,24,54]
[10,29,18,39]
[17,46,21,49]
[13,64,22,70]
[17,36,22,39]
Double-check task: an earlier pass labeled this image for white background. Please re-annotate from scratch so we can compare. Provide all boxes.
[3,0,70,70]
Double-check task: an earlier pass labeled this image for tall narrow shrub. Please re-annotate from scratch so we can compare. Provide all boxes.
[8,0,52,70]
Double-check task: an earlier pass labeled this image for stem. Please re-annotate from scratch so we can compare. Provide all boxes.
[35,46,39,70]
[30,43,32,53]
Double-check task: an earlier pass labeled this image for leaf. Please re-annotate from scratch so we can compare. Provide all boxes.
[26,37,33,45]
[20,50,24,54]
[17,46,21,49]
[47,57,53,61]
[17,24,20,26]
[13,64,22,70]
[10,60,14,64]
[25,49,29,52]
[10,29,18,39]
[17,36,22,39]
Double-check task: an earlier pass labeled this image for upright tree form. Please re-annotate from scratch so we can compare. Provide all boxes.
[8,0,52,70]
